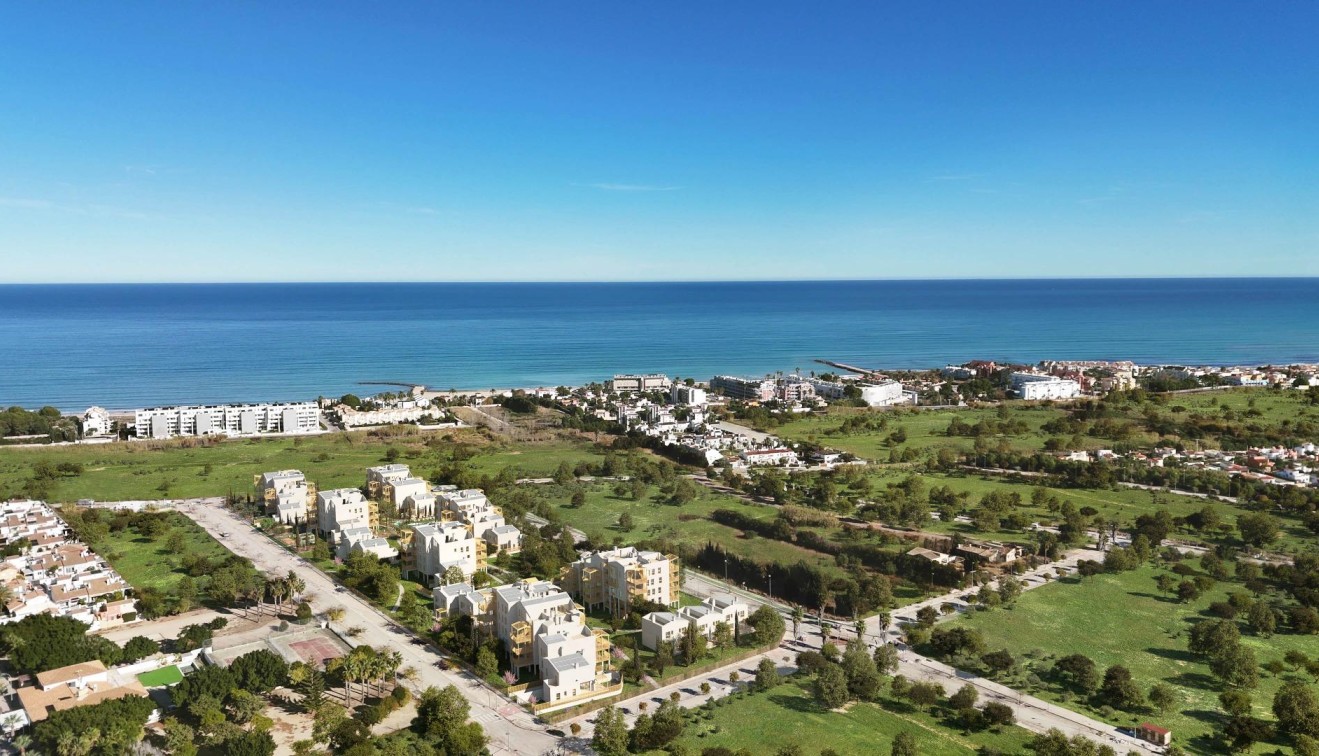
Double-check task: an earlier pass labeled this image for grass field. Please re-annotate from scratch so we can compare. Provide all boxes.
[136,665,184,687]
[92,510,235,594]
[953,564,1319,754]
[0,430,604,503]
[550,481,847,577]
[667,678,1033,755]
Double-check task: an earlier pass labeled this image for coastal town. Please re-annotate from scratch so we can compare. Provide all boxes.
[4,356,1319,755]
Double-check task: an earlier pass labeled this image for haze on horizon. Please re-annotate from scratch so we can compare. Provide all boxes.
[1,3,1315,283]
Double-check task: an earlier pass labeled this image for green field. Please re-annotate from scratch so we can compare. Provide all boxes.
[549,481,846,577]
[92,510,235,594]
[953,564,1319,754]
[666,678,1033,755]
[136,665,184,687]
[0,430,603,503]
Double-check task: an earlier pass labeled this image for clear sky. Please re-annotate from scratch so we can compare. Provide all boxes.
[1,2,1315,282]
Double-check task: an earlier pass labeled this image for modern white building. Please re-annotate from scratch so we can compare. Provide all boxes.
[1010,373,1082,401]
[336,526,399,562]
[257,470,314,525]
[710,375,776,402]
[410,521,480,584]
[740,448,799,466]
[134,401,320,439]
[479,579,617,710]
[670,384,708,406]
[436,488,523,555]
[608,374,671,393]
[315,489,371,543]
[560,547,679,616]
[80,407,111,437]
[789,376,906,407]
[365,464,413,499]
[640,593,749,651]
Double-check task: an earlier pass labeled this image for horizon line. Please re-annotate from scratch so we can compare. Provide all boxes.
[2,275,1316,286]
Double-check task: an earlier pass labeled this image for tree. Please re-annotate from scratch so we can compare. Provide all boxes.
[754,657,780,691]
[983,701,1015,727]
[713,621,734,650]
[1098,665,1144,711]
[1210,643,1259,690]
[617,512,633,531]
[161,718,198,756]
[813,663,850,709]
[1188,619,1241,659]
[121,635,160,663]
[840,641,882,700]
[981,649,1015,676]
[440,564,466,587]
[906,681,945,710]
[1248,602,1278,636]
[653,641,675,676]
[230,649,289,693]
[1273,681,1319,739]
[891,731,918,756]
[1149,683,1178,715]
[1220,689,1253,718]
[1053,653,1099,693]
[476,647,498,679]
[1155,573,1176,596]
[414,686,487,754]
[949,684,979,710]
[591,705,629,756]
[0,614,121,674]
[1237,512,1280,548]
[873,643,899,674]
[997,577,1022,605]
[226,730,276,756]
[680,620,706,665]
[746,605,785,646]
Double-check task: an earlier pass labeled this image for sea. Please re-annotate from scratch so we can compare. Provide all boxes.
[2,279,1317,411]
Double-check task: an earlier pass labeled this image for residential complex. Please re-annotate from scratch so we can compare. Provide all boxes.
[257,469,316,525]
[315,488,373,544]
[441,578,618,711]
[0,500,137,630]
[560,547,680,616]
[788,376,906,406]
[709,375,776,402]
[80,406,112,437]
[1009,372,1082,401]
[640,593,748,651]
[435,487,523,555]
[134,401,320,439]
[607,373,672,393]
[409,521,481,583]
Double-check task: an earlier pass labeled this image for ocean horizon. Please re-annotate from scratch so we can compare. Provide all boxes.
[4,278,1318,411]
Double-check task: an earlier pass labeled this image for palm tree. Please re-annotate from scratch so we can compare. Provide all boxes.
[854,618,866,644]
[791,606,804,637]
[267,577,289,611]
[0,584,13,610]
[326,606,346,628]
[11,733,31,756]
[286,570,306,603]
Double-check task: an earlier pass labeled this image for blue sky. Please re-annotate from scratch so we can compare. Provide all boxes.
[1,2,1315,282]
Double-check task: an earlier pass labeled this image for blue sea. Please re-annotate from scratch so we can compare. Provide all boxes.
[2,279,1318,411]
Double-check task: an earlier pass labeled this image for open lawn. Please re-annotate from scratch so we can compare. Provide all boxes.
[92,510,235,594]
[550,482,846,577]
[953,564,1319,754]
[136,665,184,687]
[667,678,1033,755]
[0,430,610,504]
[765,405,1091,460]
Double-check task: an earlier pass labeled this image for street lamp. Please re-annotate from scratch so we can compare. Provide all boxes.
[723,557,729,581]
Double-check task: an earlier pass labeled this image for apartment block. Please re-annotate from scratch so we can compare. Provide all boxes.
[710,375,776,402]
[436,487,522,555]
[409,521,481,584]
[1010,372,1082,401]
[640,593,749,650]
[607,374,672,393]
[134,401,319,439]
[315,489,371,544]
[256,469,316,525]
[560,547,679,616]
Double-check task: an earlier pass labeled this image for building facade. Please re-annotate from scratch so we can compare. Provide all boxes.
[560,547,680,616]
[134,402,320,438]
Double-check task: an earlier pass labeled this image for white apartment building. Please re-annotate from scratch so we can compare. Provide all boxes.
[1010,372,1082,401]
[387,477,429,510]
[134,401,320,439]
[740,448,799,466]
[316,489,371,543]
[560,547,679,616]
[365,464,413,498]
[410,521,480,584]
[402,492,436,521]
[483,579,617,710]
[80,407,111,437]
[640,593,749,651]
[670,384,708,405]
[257,470,314,525]
[336,527,399,562]
[710,375,776,402]
[608,374,672,393]
[437,488,523,555]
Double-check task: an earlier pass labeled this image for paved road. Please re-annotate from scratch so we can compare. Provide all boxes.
[174,501,560,756]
